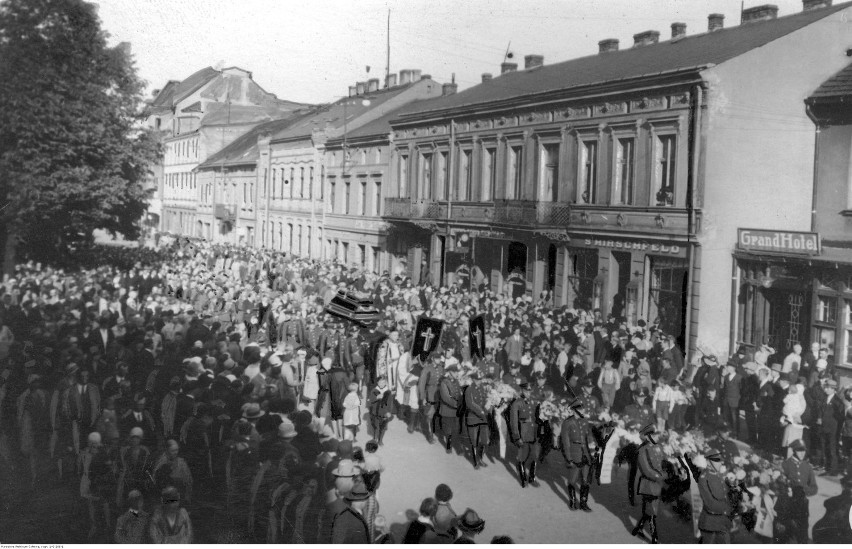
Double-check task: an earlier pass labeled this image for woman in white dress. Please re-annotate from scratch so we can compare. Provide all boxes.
[393,352,420,432]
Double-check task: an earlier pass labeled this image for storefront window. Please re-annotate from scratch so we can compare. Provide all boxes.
[817,295,837,324]
[648,257,687,342]
[567,249,598,310]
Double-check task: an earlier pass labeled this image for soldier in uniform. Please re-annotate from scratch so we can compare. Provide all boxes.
[317,320,339,360]
[437,364,462,454]
[304,318,323,354]
[509,376,539,488]
[560,399,596,511]
[695,451,733,544]
[478,348,501,380]
[502,362,522,389]
[465,369,491,470]
[782,439,818,498]
[578,378,601,421]
[417,356,443,444]
[278,310,304,348]
[623,388,656,428]
[343,326,365,389]
[632,424,664,544]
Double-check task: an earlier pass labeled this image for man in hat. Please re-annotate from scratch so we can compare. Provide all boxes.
[331,479,371,544]
[304,318,323,353]
[122,393,156,449]
[578,377,601,422]
[623,388,655,428]
[819,379,845,475]
[632,424,664,543]
[693,354,721,409]
[738,362,760,444]
[783,439,818,497]
[755,365,777,450]
[455,508,486,543]
[560,398,596,511]
[509,376,539,488]
[695,451,733,543]
[465,368,491,470]
[438,364,462,453]
[417,356,443,444]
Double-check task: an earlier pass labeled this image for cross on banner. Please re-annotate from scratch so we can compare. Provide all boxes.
[472,327,482,351]
[411,316,444,362]
[421,327,435,350]
[468,314,487,360]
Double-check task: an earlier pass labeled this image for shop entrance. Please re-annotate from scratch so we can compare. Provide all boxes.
[648,257,688,348]
[612,251,631,319]
[547,244,558,292]
[506,241,528,299]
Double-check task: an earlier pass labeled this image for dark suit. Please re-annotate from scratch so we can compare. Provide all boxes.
[465,381,490,459]
[739,374,760,443]
[755,380,776,450]
[438,377,461,440]
[820,393,845,472]
[417,363,440,441]
[721,373,742,436]
[509,396,539,468]
[560,416,594,491]
[637,441,664,520]
[697,470,732,543]
[331,506,370,544]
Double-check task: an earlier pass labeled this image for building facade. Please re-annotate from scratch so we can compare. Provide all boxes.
[384,1,852,358]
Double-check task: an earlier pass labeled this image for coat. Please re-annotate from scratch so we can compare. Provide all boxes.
[819,393,845,435]
[509,397,537,444]
[331,506,371,544]
[637,442,664,497]
[559,416,594,465]
[505,335,524,364]
[782,457,818,496]
[697,470,732,533]
[148,507,193,544]
[464,381,489,426]
[438,377,461,418]
[722,373,742,407]
[115,509,150,543]
[418,363,441,404]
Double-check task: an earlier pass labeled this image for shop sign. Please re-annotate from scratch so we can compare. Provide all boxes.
[535,230,570,242]
[583,238,681,254]
[737,229,819,255]
[456,229,508,239]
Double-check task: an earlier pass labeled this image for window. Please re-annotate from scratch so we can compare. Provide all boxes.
[299,167,305,198]
[374,182,382,216]
[579,141,597,204]
[287,223,293,252]
[345,181,351,214]
[399,154,409,198]
[248,182,254,206]
[817,295,837,324]
[483,147,497,201]
[541,144,560,202]
[649,257,688,341]
[372,247,380,272]
[290,168,295,197]
[508,146,523,200]
[437,152,448,200]
[342,242,349,263]
[262,169,268,198]
[419,152,433,200]
[296,225,303,256]
[309,167,314,199]
[844,300,852,365]
[306,226,312,256]
[329,180,336,213]
[614,138,635,205]
[272,169,278,199]
[359,180,367,216]
[566,249,598,311]
[458,149,472,201]
[655,135,676,206]
[320,166,325,200]
[359,244,366,268]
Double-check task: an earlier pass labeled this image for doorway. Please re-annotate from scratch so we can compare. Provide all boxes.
[612,251,632,319]
[547,244,558,292]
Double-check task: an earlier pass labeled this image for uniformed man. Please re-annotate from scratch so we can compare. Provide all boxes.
[782,439,818,497]
[342,326,365,388]
[623,388,656,428]
[509,376,539,488]
[560,398,596,511]
[578,377,601,422]
[278,311,304,348]
[417,356,443,444]
[465,369,491,470]
[502,362,522,390]
[477,349,501,380]
[632,423,664,543]
[695,451,733,544]
[317,320,340,360]
[304,318,323,353]
[438,364,462,454]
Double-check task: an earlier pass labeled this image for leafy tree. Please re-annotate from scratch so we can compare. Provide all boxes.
[0,0,160,273]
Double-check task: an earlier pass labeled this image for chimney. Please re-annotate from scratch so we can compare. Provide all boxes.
[708,13,725,31]
[420,74,431,80]
[386,73,398,87]
[356,81,366,95]
[399,69,412,85]
[442,83,458,96]
[524,55,544,69]
[598,38,619,53]
[633,30,660,47]
[482,73,493,83]
[742,4,779,23]
[411,69,422,81]
[367,78,379,92]
[803,0,831,10]
[501,62,518,74]
[348,85,357,97]
[671,22,687,39]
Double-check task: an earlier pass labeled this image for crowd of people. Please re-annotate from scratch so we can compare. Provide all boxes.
[0,234,850,544]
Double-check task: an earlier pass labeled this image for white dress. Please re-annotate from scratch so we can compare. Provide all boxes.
[394,353,419,409]
[343,392,361,426]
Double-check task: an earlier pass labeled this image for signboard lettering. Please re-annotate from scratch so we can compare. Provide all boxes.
[737,228,820,255]
[583,238,681,254]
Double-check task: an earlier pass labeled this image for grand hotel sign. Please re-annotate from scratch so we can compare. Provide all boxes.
[737,228,820,256]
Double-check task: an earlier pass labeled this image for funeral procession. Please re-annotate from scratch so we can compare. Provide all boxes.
[4,0,852,545]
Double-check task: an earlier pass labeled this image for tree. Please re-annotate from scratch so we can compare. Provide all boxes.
[0,0,160,273]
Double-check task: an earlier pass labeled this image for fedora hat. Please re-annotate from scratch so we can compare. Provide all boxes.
[457,508,486,534]
[332,459,361,478]
[702,355,718,366]
[277,420,297,439]
[242,403,265,419]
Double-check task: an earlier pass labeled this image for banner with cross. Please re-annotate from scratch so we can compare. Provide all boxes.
[411,316,444,363]
[468,314,486,360]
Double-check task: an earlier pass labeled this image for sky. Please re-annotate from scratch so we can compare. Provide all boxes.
[94,0,816,105]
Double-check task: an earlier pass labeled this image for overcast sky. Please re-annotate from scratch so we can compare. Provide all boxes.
[95,0,813,105]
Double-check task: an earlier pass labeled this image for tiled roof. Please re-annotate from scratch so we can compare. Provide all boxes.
[327,97,447,145]
[200,103,297,126]
[809,62,852,99]
[196,111,317,169]
[270,83,417,142]
[396,2,851,119]
[172,67,220,105]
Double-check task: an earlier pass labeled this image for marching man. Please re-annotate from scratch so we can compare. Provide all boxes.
[632,424,664,544]
[560,398,596,512]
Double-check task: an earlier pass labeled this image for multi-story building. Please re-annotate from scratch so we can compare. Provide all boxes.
[145,66,307,236]
[255,71,444,259]
[383,1,852,358]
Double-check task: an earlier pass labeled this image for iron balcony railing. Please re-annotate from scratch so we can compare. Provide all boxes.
[383,197,571,227]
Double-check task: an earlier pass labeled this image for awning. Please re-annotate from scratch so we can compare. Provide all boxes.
[733,246,852,268]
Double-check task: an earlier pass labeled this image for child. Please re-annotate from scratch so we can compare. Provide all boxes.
[343,382,361,441]
[369,377,394,445]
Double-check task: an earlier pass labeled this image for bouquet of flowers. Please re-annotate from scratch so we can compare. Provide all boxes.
[485,382,518,410]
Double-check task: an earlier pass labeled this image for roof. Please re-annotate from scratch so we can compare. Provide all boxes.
[326,97,451,146]
[809,62,852,100]
[172,67,220,105]
[200,103,297,126]
[150,80,179,110]
[270,83,417,142]
[396,2,851,120]
[196,111,317,169]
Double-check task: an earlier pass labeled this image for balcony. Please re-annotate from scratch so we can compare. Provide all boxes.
[383,198,571,228]
[568,205,693,236]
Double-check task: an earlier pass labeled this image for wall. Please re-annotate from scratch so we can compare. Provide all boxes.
[697,6,852,354]
[815,124,852,241]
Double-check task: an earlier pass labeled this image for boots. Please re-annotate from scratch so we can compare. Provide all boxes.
[567,486,577,511]
[528,462,540,487]
[517,463,527,488]
[477,447,488,468]
[649,517,659,544]
[407,409,416,434]
[445,435,453,454]
[631,516,646,538]
[578,485,592,512]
